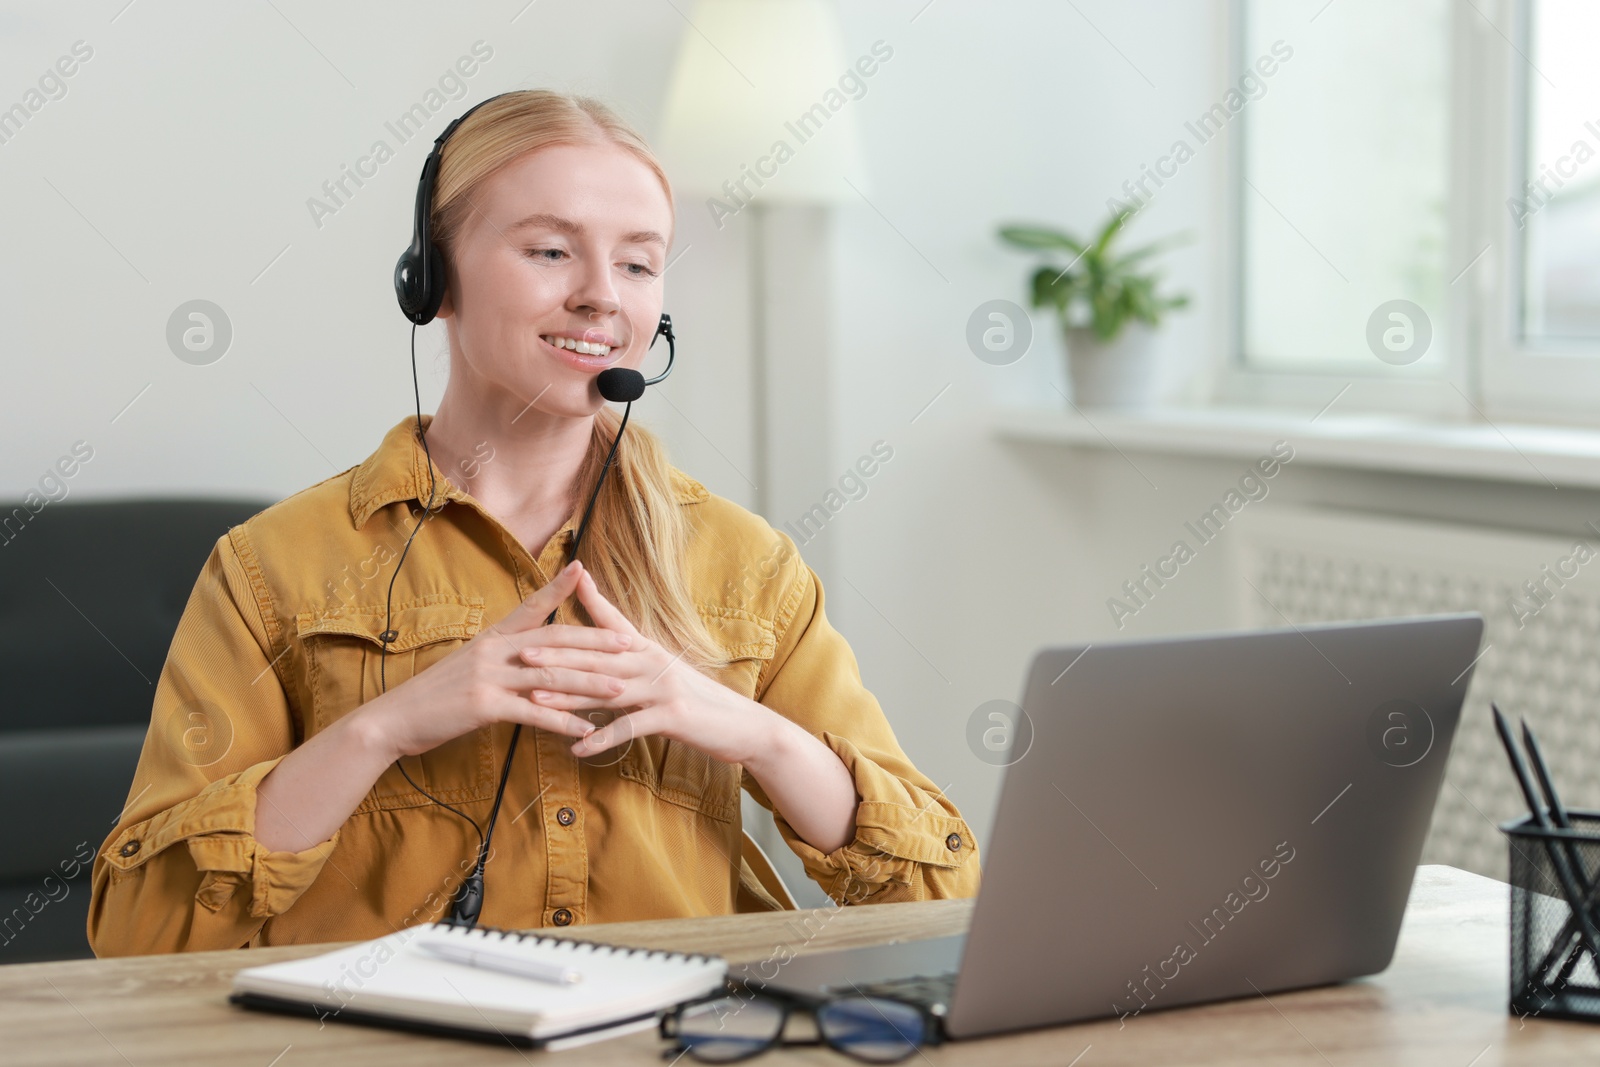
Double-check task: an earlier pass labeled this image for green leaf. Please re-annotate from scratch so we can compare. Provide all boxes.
[1090,210,1131,259]
[1125,281,1151,320]
[997,225,1086,254]
[1029,266,1059,309]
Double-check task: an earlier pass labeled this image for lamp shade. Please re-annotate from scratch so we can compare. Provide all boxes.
[656,0,868,208]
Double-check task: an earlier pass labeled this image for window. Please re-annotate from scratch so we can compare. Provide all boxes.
[1224,0,1600,424]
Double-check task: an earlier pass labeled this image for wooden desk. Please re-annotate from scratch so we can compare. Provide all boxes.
[5,865,1598,1065]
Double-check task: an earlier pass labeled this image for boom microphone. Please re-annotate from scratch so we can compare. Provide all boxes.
[597,368,645,403]
[595,313,675,404]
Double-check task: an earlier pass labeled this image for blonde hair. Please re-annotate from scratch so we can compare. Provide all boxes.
[431,90,724,669]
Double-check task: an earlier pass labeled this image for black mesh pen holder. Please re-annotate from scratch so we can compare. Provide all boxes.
[1506,810,1600,1022]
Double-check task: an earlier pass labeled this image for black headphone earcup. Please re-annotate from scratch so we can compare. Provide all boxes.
[394,242,447,325]
[394,247,426,324]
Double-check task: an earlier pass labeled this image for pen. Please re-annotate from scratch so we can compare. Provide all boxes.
[1521,719,1577,833]
[414,938,585,986]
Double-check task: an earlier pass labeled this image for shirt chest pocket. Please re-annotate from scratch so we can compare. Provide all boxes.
[618,608,775,823]
[296,595,495,811]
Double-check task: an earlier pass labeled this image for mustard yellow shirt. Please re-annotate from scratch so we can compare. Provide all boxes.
[88,415,978,955]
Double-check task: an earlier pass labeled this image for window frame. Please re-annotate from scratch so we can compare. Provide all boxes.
[1478,0,1600,423]
[1209,0,1600,428]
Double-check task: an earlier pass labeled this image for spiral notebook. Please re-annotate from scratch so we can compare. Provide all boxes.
[228,921,727,1050]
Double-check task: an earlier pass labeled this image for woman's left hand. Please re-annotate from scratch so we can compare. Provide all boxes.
[519,566,779,765]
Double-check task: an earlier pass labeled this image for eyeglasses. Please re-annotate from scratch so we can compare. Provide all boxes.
[659,987,940,1064]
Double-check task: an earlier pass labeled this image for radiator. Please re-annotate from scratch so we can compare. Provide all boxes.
[1232,505,1600,880]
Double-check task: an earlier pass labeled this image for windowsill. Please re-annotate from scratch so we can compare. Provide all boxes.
[991,405,1600,490]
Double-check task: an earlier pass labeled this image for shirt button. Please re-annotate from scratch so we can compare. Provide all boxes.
[119,840,141,857]
[552,908,573,926]
[556,807,576,827]
[379,629,399,644]
[945,833,962,852]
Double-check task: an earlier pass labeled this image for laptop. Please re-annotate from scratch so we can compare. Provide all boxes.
[739,613,1485,1039]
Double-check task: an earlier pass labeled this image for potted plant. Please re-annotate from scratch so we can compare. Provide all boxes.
[998,210,1191,408]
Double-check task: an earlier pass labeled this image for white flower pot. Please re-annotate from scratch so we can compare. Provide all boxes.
[1064,323,1160,408]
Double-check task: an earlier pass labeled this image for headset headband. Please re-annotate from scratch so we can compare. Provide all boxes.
[394,92,517,325]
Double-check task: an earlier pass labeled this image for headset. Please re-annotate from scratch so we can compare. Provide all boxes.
[383,91,675,927]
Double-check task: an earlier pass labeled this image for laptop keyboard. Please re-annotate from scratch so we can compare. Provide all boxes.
[834,972,957,1014]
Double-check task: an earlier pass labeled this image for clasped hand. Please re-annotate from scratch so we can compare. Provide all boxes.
[366,558,857,854]
[518,561,773,765]
[370,559,775,767]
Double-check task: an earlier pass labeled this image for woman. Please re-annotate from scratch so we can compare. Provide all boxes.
[88,90,978,955]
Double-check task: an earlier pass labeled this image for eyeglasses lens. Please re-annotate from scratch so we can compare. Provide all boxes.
[815,996,927,1063]
[675,995,786,1062]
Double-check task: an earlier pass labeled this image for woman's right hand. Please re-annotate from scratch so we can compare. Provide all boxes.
[355,560,629,761]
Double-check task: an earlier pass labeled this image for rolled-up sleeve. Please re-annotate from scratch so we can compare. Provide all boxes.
[744,545,979,905]
[87,531,339,956]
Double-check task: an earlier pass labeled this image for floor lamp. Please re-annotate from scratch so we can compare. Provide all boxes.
[656,0,867,591]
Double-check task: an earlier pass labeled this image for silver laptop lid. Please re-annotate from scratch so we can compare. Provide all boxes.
[945,612,1484,1039]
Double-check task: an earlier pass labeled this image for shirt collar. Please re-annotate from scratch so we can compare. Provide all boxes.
[348,413,707,531]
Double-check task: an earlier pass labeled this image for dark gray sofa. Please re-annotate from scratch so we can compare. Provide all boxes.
[0,497,270,962]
